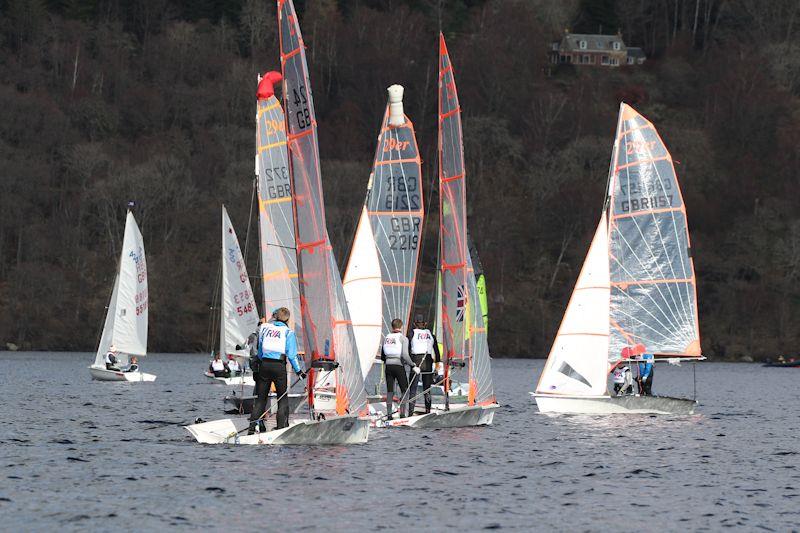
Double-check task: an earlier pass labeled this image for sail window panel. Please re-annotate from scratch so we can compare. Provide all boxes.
[609,282,697,358]
[440,118,465,179]
[612,158,682,216]
[610,212,692,284]
[538,335,609,395]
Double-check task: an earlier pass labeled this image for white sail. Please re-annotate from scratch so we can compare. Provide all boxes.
[221,206,260,357]
[536,212,610,396]
[94,274,120,367]
[111,211,148,356]
[343,206,383,378]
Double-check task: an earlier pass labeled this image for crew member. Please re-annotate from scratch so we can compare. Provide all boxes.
[638,352,655,395]
[382,318,416,419]
[227,354,242,376]
[612,364,633,395]
[407,314,441,414]
[105,345,120,371]
[248,307,304,433]
[125,356,139,373]
[209,353,229,377]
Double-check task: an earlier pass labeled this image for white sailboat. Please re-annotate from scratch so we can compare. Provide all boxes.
[532,103,703,415]
[186,0,369,444]
[89,211,155,382]
[204,206,259,386]
[381,34,499,428]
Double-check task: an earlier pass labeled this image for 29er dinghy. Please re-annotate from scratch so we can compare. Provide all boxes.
[204,206,259,386]
[532,103,704,415]
[186,0,368,444]
[89,210,155,382]
[380,35,500,428]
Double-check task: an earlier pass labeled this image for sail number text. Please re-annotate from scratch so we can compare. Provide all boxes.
[263,166,291,200]
[387,216,420,251]
[618,176,674,214]
[384,176,420,210]
[293,86,311,130]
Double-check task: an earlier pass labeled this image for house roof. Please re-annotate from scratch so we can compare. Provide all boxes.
[559,33,626,53]
[627,46,646,58]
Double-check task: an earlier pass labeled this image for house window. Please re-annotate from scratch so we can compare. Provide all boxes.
[613,42,621,51]
[583,55,589,64]
[601,55,609,65]
[611,58,619,66]
[579,40,587,50]
[627,56,634,64]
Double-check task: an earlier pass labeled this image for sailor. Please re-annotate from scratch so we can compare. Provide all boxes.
[382,318,416,419]
[125,356,139,373]
[105,345,120,371]
[209,353,229,377]
[407,314,441,414]
[612,364,632,395]
[248,307,305,433]
[226,354,241,376]
[638,352,655,395]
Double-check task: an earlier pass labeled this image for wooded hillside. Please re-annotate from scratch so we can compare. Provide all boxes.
[1,0,798,360]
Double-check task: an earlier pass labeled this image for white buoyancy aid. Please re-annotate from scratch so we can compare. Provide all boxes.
[383,333,403,357]
[211,359,226,371]
[612,366,630,384]
[259,323,288,355]
[227,359,240,372]
[410,328,434,355]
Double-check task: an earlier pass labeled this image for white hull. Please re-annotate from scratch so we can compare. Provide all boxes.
[374,403,499,429]
[204,371,255,387]
[532,393,696,415]
[185,415,368,445]
[89,366,156,382]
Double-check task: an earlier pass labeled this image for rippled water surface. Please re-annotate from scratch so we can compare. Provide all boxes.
[1,353,798,531]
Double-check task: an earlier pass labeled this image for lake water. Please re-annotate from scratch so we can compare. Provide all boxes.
[1,353,798,531]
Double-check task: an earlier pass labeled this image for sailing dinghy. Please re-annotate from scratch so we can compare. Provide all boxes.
[382,35,499,428]
[204,206,259,386]
[89,211,155,382]
[186,0,368,444]
[532,103,703,415]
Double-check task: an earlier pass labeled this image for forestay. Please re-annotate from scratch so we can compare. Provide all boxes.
[438,34,495,406]
[220,206,260,357]
[343,85,424,377]
[94,274,120,367]
[607,104,701,363]
[278,0,367,416]
[255,84,303,348]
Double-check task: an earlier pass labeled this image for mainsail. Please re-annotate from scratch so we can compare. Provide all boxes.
[94,211,148,365]
[220,206,260,357]
[255,74,303,348]
[343,85,424,378]
[278,0,367,416]
[607,104,701,363]
[438,34,495,406]
[536,102,701,396]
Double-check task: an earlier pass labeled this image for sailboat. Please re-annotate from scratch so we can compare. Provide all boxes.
[532,103,703,415]
[343,84,424,381]
[185,0,369,444]
[382,34,499,428]
[89,210,155,382]
[204,206,259,386]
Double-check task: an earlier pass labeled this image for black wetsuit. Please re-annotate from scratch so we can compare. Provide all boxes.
[384,364,409,418]
[249,358,289,432]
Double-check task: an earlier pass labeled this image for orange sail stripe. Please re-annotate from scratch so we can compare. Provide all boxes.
[612,277,693,287]
[441,173,464,183]
[297,239,326,252]
[440,107,461,120]
[367,209,424,216]
[611,206,683,220]
[258,140,287,152]
[615,156,669,171]
[382,281,413,287]
[374,158,420,167]
[281,46,302,61]
[440,261,465,273]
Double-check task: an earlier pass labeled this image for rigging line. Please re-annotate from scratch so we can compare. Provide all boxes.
[206,261,222,354]
[611,223,691,334]
[627,126,693,328]
[243,177,256,265]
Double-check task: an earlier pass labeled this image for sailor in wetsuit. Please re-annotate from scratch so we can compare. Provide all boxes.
[382,318,417,419]
[407,314,441,414]
[638,353,655,395]
[248,307,305,433]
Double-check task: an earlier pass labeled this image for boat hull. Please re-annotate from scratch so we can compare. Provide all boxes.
[185,415,368,445]
[89,366,156,382]
[762,361,800,368]
[204,372,255,386]
[377,403,499,428]
[532,393,696,415]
